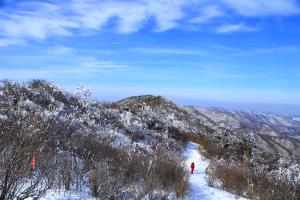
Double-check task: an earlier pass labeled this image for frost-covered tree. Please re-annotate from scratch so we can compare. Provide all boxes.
[74,84,91,100]
[0,88,54,199]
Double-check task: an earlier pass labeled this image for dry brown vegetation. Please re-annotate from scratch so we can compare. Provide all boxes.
[172,132,231,159]
[48,133,189,199]
[207,160,299,200]
[176,133,300,200]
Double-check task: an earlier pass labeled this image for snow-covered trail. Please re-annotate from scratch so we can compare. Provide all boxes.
[183,142,247,200]
[41,141,247,200]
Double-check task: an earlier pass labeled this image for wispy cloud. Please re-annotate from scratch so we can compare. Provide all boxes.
[0,58,127,80]
[48,46,74,56]
[75,57,126,72]
[230,46,299,56]
[134,47,208,56]
[189,5,225,24]
[224,0,300,16]
[216,23,257,33]
[0,46,127,80]
[197,66,245,79]
[0,38,25,47]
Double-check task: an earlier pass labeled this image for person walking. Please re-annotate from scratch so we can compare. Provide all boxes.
[191,162,195,174]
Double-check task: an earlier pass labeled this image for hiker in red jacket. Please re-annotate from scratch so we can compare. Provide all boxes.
[191,162,195,174]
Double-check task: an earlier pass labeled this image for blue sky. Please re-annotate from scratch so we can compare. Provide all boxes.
[0,0,300,115]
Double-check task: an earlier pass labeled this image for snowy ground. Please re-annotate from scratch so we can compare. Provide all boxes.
[183,141,248,200]
[40,189,93,200]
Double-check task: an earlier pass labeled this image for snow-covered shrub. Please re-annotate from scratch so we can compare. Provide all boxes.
[74,84,91,100]
[208,159,300,200]
[0,80,196,199]
[144,147,189,199]
[116,95,211,135]
[78,133,188,199]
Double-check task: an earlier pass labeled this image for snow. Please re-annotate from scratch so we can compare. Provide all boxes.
[120,111,143,131]
[0,114,7,121]
[40,189,94,200]
[293,117,300,122]
[183,142,247,200]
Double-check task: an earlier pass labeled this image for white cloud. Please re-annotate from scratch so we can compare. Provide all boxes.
[0,0,299,46]
[189,5,225,24]
[0,2,78,40]
[216,23,257,33]
[145,0,187,32]
[71,0,148,33]
[0,0,195,44]
[71,0,190,33]
[224,0,300,16]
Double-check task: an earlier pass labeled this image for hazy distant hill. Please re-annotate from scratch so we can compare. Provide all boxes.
[186,106,300,161]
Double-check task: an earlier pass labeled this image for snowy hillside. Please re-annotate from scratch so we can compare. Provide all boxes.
[186,106,300,137]
[116,95,212,135]
[186,106,300,162]
[0,80,189,199]
[0,80,299,200]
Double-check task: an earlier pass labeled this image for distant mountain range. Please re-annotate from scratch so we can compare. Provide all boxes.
[185,106,300,137]
[186,106,300,161]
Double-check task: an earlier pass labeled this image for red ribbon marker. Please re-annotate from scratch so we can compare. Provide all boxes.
[31,153,36,171]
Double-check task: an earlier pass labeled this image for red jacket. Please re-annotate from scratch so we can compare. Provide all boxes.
[191,162,195,169]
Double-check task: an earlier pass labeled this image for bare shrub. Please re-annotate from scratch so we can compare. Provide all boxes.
[175,176,189,199]
[179,133,230,160]
[147,149,189,199]
[208,160,300,200]
[0,112,54,199]
[66,132,188,198]
[129,132,145,142]
[168,126,189,145]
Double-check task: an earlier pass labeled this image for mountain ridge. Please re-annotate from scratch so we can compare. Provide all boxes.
[186,105,300,162]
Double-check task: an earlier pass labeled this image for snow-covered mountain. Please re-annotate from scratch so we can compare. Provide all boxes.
[185,106,300,137]
[186,106,300,162]
[0,80,299,199]
[115,95,250,157]
[116,95,211,135]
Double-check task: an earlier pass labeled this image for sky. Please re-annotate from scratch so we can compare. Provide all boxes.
[0,0,300,115]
